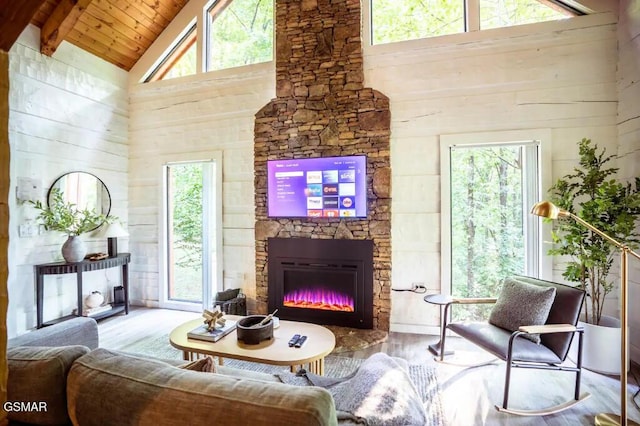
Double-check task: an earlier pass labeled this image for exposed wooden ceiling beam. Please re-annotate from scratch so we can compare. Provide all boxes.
[41,0,93,56]
[0,0,49,52]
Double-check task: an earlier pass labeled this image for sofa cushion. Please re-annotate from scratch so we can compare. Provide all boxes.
[7,317,99,350]
[7,345,91,425]
[67,348,337,426]
[488,277,556,344]
[179,356,216,372]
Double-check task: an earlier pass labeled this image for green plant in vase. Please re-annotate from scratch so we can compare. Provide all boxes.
[31,188,111,262]
[547,138,640,325]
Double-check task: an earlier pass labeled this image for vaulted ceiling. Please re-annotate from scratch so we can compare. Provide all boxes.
[0,0,189,71]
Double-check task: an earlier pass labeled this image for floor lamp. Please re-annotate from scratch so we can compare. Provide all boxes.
[531,201,640,426]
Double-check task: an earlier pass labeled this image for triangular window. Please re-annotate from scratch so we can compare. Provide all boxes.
[206,0,273,72]
[146,25,197,82]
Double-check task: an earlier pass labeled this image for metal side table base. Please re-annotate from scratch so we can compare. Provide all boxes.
[424,294,455,358]
[428,341,454,357]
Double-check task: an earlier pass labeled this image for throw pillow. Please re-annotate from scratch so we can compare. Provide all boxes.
[7,345,91,425]
[179,356,217,373]
[488,277,556,344]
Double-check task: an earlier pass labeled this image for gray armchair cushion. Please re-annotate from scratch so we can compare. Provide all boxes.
[488,277,556,344]
[7,345,91,425]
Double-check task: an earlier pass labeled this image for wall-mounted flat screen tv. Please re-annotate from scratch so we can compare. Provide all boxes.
[267,155,367,218]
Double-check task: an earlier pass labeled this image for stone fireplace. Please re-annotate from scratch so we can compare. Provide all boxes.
[254,0,391,330]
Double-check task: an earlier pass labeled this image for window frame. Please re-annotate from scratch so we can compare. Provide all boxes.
[145,24,197,83]
[158,152,224,312]
[204,0,274,73]
[365,0,582,47]
[439,129,553,297]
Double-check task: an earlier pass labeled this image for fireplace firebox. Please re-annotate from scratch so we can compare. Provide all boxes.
[268,238,373,329]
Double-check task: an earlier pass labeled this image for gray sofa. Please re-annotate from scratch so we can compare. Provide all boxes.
[7,318,433,426]
[7,318,336,426]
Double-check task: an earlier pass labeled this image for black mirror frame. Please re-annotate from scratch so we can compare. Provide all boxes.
[47,171,112,232]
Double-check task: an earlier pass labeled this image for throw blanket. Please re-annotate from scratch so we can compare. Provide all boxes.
[278,353,428,425]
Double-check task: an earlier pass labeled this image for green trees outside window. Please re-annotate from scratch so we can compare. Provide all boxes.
[207,0,274,71]
[450,145,530,321]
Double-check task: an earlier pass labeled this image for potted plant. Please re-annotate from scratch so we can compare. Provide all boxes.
[31,188,111,262]
[547,138,640,373]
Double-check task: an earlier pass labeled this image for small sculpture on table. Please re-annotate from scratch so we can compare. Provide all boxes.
[202,307,227,331]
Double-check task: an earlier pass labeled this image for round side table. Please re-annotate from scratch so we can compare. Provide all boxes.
[424,294,455,357]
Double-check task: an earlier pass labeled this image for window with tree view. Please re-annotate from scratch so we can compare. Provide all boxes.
[165,161,216,306]
[370,0,577,45]
[448,142,540,321]
[480,0,572,30]
[207,0,273,72]
[371,0,464,45]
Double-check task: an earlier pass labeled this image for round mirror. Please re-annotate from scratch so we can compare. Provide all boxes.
[47,172,111,231]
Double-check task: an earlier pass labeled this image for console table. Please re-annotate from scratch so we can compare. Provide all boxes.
[35,253,130,328]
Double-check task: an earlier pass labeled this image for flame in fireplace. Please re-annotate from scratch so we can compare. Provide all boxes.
[283,288,354,312]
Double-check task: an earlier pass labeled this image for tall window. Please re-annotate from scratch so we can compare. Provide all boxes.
[206,0,274,72]
[441,134,544,321]
[370,0,579,45]
[163,160,220,310]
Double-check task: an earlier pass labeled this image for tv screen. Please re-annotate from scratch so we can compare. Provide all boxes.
[267,155,367,218]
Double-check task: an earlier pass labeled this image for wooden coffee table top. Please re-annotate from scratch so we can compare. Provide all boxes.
[169,315,336,366]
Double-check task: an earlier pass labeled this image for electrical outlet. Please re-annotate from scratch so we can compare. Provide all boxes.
[18,224,39,238]
[412,282,426,290]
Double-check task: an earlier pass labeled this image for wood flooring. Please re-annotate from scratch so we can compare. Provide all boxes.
[99,307,640,425]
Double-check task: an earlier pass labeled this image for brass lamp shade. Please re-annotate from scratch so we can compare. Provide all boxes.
[530,201,568,220]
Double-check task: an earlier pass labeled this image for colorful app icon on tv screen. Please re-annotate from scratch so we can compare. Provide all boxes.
[267,156,367,218]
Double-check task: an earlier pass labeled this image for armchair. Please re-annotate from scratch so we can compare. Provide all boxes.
[438,275,591,415]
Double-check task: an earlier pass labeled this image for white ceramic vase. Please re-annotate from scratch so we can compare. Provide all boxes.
[61,235,87,263]
[85,291,104,308]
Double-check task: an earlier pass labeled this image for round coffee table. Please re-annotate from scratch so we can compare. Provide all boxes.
[170,315,335,375]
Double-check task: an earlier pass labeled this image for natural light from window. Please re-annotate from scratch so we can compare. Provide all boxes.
[371,0,577,45]
[480,0,573,30]
[146,26,196,82]
[162,41,197,80]
[371,0,464,45]
[207,0,273,72]
[145,0,578,81]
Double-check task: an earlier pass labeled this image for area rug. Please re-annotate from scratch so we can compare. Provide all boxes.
[324,324,388,354]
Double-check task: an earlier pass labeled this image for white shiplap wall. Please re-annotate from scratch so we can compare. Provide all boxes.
[7,26,129,338]
[128,13,621,337]
[363,13,620,333]
[617,0,640,362]
[128,63,274,310]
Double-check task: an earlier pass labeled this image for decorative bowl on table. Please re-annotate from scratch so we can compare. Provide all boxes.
[236,315,274,345]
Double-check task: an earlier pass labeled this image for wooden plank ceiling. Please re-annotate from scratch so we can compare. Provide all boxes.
[29,0,190,70]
